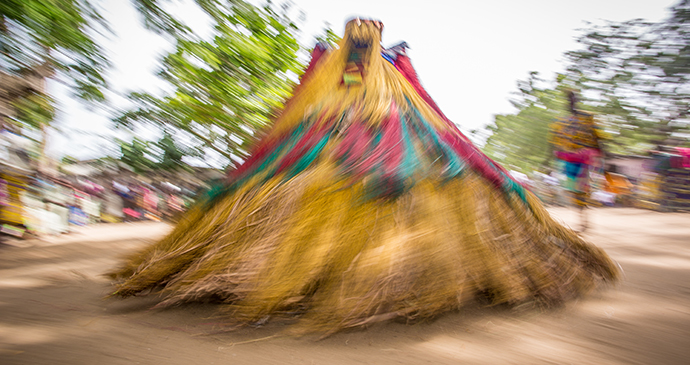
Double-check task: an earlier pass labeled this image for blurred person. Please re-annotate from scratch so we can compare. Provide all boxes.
[121,182,142,222]
[17,177,65,237]
[102,183,124,223]
[110,19,618,335]
[0,177,8,242]
[543,170,561,204]
[19,179,46,236]
[161,193,182,222]
[0,177,8,207]
[68,189,89,226]
[46,203,69,234]
[163,187,184,222]
[81,193,101,224]
[0,166,29,237]
[142,186,160,221]
[549,90,605,231]
[604,170,634,206]
[43,181,72,234]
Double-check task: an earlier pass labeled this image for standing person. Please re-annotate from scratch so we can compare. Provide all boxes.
[102,184,124,223]
[165,192,184,222]
[550,90,605,231]
[142,187,158,220]
[120,183,141,222]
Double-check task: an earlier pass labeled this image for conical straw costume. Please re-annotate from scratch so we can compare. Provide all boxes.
[110,19,618,334]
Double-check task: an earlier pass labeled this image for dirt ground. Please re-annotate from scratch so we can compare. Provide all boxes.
[1,207,689,364]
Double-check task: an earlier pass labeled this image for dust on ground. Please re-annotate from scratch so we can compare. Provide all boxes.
[1,208,689,364]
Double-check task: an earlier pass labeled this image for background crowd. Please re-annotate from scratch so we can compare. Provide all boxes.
[0,129,218,239]
[519,146,690,212]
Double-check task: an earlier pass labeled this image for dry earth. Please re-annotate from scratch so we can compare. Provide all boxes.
[1,207,689,364]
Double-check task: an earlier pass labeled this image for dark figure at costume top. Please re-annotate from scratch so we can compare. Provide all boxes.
[110,19,618,335]
[550,91,604,231]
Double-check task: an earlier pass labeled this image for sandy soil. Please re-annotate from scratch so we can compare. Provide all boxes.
[1,208,689,364]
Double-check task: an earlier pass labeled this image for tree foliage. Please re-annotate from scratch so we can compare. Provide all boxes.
[118,131,194,173]
[0,0,110,103]
[61,154,78,165]
[10,91,55,129]
[565,0,690,153]
[115,0,304,168]
[118,137,155,174]
[482,0,690,172]
[155,130,194,171]
[482,73,573,172]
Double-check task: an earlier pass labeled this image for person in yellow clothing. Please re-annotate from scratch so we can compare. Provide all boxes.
[550,90,604,231]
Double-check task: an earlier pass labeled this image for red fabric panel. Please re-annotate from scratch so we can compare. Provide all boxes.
[395,54,514,187]
[354,103,403,179]
[275,120,329,174]
[335,122,373,167]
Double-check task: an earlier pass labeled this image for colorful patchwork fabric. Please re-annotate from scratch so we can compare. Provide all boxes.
[111,19,619,335]
[217,34,525,204]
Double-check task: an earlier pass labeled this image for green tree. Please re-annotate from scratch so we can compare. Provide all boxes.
[118,137,155,173]
[154,130,195,171]
[1,0,109,169]
[482,72,573,172]
[61,154,78,165]
[118,131,198,173]
[10,92,55,130]
[0,0,109,105]
[565,0,690,153]
[115,0,304,168]
[482,1,690,171]
[315,25,340,47]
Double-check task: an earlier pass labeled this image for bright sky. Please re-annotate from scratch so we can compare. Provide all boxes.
[47,0,678,162]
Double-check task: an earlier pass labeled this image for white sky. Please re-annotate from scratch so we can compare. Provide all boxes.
[47,0,678,161]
